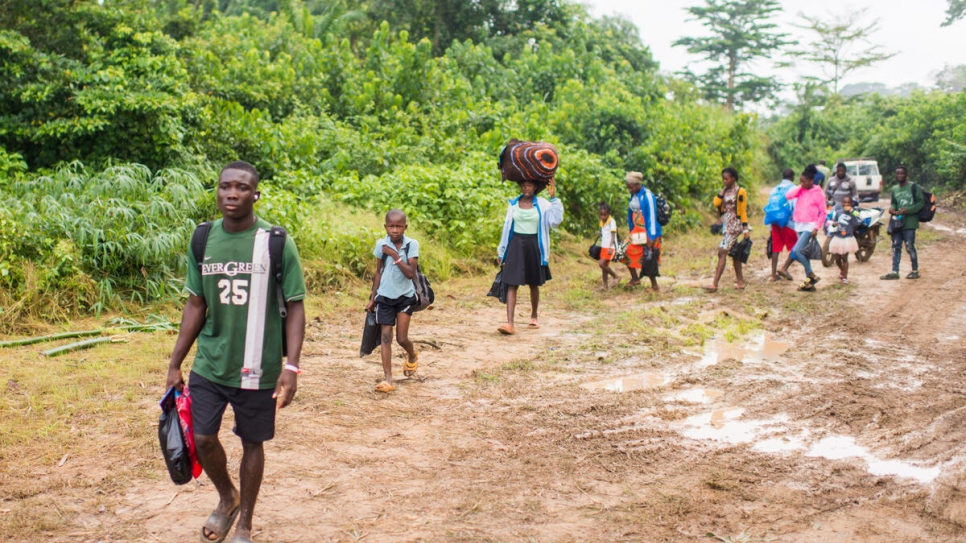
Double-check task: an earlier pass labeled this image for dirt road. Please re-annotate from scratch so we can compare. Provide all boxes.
[6,209,966,542]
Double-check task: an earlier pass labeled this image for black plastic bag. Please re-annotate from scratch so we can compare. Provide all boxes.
[588,244,602,260]
[729,238,753,264]
[640,246,660,278]
[158,389,192,485]
[487,270,507,304]
[360,311,382,357]
[801,235,822,260]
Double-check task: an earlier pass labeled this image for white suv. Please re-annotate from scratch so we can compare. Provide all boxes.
[841,158,883,202]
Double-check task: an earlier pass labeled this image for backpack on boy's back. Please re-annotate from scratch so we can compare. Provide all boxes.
[915,183,937,223]
[763,185,792,227]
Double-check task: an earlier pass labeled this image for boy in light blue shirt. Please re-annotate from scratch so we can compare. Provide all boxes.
[365,209,420,393]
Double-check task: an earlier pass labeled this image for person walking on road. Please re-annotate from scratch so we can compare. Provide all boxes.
[705,167,749,292]
[496,178,564,334]
[779,164,827,291]
[624,171,662,290]
[880,166,924,280]
[770,169,798,282]
[166,161,307,543]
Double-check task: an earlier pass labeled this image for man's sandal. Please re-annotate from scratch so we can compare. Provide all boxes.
[201,505,240,543]
[374,381,396,393]
[403,353,418,377]
[528,318,540,329]
[776,270,793,281]
[497,324,515,335]
[702,285,718,293]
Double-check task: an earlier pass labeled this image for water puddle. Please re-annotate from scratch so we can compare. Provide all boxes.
[680,408,790,444]
[805,436,940,484]
[583,372,670,392]
[698,332,791,367]
[927,223,966,236]
[666,388,724,404]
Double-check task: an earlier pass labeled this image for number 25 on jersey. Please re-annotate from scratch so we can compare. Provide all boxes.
[218,279,248,305]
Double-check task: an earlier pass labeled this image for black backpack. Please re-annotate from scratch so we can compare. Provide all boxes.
[915,184,936,223]
[190,222,290,353]
[655,194,673,226]
[381,242,434,312]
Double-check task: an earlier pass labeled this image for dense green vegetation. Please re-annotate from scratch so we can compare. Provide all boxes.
[0,0,962,325]
[0,0,762,322]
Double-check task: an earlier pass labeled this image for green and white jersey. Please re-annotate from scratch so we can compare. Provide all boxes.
[186,218,306,390]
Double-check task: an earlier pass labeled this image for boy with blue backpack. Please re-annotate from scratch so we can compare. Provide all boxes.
[764,169,798,282]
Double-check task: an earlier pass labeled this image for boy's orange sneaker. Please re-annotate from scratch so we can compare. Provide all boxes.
[403,352,418,377]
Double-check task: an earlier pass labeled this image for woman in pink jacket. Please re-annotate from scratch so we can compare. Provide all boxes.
[779,164,827,291]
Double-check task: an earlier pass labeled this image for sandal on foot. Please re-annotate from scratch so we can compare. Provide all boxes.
[497,324,515,335]
[403,353,418,377]
[880,271,900,280]
[734,283,746,290]
[776,270,793,281]
[702,285,718,293]
[201,505,240,543]
[528,318,540,329]
[798,280,815,292]
[907,270,920,279]
[374,381,396,393]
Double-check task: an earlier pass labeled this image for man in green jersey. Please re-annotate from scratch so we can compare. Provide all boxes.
[881,165,924,280]
[166,161,306,543]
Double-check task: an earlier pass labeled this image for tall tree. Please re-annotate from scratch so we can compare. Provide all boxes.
[673,0,792,110]
[944,0,965,26]
[792,8,895,94]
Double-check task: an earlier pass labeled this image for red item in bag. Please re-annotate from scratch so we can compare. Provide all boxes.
[175,387,203,479]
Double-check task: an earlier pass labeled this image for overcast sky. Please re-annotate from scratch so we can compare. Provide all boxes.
[583,0,966,90]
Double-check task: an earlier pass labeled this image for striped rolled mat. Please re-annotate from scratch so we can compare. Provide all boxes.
[498,139,559,182]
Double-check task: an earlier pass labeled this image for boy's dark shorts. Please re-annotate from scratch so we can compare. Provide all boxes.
[189,371,277,443]
[374,294,417,326]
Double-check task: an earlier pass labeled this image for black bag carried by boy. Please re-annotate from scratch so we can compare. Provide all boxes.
[765,236,774,259]
[360,311,382,357]
[158,388,192,485]
[729,238,753,264]
[915,184,936,223]
[487,270,508,304]
[655,195,672,226]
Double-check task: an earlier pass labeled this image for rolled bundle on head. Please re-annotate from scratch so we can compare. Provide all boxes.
[498,139,559,184]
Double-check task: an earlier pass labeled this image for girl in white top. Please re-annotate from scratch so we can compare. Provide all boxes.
[598,202,620,288]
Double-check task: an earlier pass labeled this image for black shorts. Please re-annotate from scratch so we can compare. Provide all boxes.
[189,371,277,443]
[374,294,417,326]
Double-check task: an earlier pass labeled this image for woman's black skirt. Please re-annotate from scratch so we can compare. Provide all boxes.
[502,233,551,287]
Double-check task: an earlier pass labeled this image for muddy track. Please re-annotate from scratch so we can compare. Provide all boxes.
[9,215,966,543]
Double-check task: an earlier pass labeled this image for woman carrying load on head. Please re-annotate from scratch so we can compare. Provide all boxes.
[624,172,662,291]
[705,167,749,292]
[496,178,563,335]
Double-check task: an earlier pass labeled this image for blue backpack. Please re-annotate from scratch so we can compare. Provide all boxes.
[763,185,792,227]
